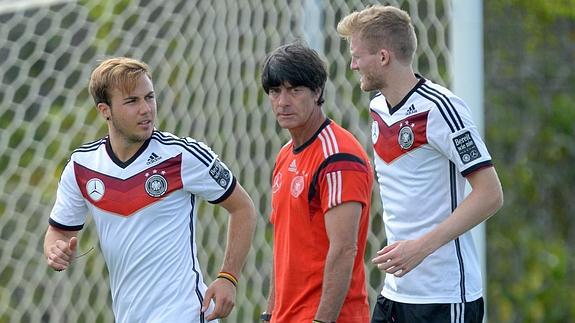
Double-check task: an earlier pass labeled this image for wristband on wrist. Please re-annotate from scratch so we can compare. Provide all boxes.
[217,271,238,287]
[260,312,272,321]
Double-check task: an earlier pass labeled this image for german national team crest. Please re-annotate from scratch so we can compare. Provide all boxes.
[291,175,304,198]
[86,178,105,202]
[145,173,168,197]
[398,122,415,150]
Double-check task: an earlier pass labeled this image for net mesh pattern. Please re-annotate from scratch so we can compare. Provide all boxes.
[0,0,450,321]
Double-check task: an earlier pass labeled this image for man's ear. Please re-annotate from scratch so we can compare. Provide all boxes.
[380,48,391,65]
[97,102,111,120]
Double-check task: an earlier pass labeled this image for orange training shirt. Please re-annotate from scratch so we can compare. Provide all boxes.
[270,119,372,323]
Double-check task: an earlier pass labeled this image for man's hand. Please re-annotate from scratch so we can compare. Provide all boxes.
[372,240,428,277]
[202,277,237,320]
[46,237,78,271]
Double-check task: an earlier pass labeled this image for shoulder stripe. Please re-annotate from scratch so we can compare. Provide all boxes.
[318,125,340,158]
[419,84,465,130]
[416,88,457,133]
[326,125,339,153]
[318,132,330,157]
[152,132,214,167]
[308,153,367,205]
[73,137,106,154]
[326,170,343,208]
[422,84,465,129]
[420,85,463,130]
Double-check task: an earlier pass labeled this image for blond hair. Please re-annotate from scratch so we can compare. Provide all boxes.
[89,57,151,105]
[337,5,417,63]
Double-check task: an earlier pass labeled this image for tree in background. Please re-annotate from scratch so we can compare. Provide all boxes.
[484,0,575,321]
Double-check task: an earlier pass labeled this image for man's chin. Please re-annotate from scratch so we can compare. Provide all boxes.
[360,83,374,92]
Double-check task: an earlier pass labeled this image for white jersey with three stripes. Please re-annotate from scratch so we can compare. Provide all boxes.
[49,130,235,323]
[369,76,493,304]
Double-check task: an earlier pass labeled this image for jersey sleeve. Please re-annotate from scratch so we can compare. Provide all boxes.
[427,94,493,177]
[49,159,88,230]
[180,138,236,204]
[312,153,371,214]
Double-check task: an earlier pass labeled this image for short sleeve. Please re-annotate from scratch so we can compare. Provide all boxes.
[315,153,371,214]
[49,160,88,230]
[180,138,236,204]
[427,95,492,176]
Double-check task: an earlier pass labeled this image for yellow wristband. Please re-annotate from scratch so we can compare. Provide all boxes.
[217,271,238,286]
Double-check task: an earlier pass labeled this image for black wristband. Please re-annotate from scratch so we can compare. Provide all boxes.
[260,312,272,321]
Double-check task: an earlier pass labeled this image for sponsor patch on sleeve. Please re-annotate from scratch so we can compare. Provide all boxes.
[209,160,231,188]
[452,131,481,164]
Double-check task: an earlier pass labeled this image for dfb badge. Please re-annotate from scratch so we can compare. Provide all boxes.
[291,175,304,198]
[398,122,414,150]
[145,173,168,197]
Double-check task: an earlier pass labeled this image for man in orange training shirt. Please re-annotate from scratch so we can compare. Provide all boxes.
[260,42,372,323]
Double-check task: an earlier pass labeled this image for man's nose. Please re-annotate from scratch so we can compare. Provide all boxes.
[276,90,290,106]
[350,59,358,70]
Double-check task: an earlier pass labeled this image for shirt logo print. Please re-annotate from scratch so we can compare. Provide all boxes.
[146,152,162,165]
[406,104,417,116]
[398,121,415,150]
[291,175,304,198]
[144,170,168,197]
[272,172,282,193]
[86,178,105,202]
[288,159,297,172]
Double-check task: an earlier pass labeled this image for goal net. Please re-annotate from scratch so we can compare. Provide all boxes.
[0,0,451,321]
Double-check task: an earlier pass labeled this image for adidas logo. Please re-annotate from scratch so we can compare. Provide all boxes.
[146,152,162,165]
[406,104,417,116]
[288,159,297,172]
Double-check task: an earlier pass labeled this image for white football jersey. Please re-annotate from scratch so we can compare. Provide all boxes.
[49,130,235,323]
[370,76,492,304]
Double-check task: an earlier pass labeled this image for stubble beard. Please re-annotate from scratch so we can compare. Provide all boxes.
[361,72,385,93]
[111,118,152,144]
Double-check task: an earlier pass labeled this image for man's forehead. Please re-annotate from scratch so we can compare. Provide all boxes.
[272,81,297,89]
[111,76,153,98]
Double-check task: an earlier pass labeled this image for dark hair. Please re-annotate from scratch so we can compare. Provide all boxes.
[261,42,327,105]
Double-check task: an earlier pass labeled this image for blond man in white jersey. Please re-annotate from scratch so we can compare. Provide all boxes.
[44,57,257,323]
[338,5,503,323]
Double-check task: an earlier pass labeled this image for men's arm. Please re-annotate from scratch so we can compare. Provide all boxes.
[44,225,79,271]
[315,201,363,322]
[262,264,275,322]
[374,166,504,276]
[202,183,257,320]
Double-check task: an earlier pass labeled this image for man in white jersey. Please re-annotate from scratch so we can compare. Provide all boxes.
[337,5,504,323]
[43,57,257,323]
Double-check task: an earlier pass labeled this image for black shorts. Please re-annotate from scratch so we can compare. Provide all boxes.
[371,295,484,323]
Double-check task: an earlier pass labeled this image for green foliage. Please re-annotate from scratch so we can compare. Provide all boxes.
[485,1,575,321]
